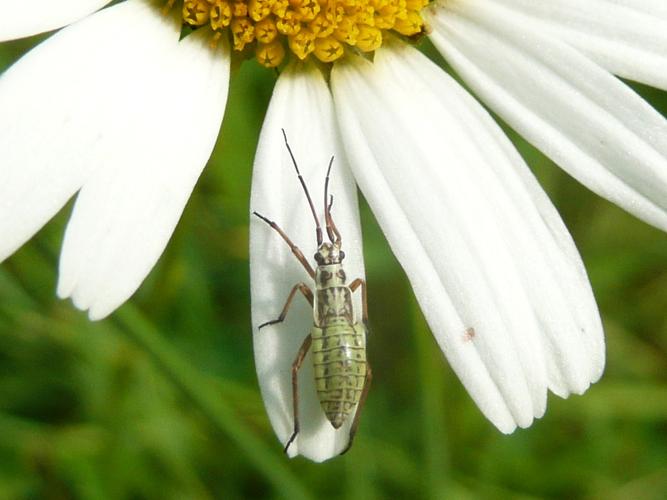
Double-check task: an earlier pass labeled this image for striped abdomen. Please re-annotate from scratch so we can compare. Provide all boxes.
[311,319,367,428]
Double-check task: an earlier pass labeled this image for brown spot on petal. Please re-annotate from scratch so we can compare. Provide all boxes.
[463,327,475,343]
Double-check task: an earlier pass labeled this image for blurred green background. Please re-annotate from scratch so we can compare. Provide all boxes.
[2,27,667,500]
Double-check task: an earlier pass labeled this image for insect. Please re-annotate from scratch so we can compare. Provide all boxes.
[253,130,371,455]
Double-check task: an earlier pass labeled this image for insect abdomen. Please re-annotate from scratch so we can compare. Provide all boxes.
[311,320,366,428]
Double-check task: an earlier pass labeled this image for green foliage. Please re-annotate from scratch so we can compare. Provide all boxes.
[2,33,667,500]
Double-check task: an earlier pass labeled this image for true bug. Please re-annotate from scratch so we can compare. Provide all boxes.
[253,130,371,455]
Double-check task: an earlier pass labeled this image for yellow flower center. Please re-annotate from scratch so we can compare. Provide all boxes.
[165,0,429,67]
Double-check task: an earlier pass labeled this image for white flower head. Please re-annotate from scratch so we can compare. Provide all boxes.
[2,0,667,462]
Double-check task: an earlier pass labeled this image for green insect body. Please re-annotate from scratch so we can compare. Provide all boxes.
[312,258,367,428]
[254,130,371,455]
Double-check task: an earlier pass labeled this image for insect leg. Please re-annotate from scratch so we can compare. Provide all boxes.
[340,363,373,455]
[258,283,314,330]
[253,211,316,279]
[284,334,313,454]
[349,278,368,327]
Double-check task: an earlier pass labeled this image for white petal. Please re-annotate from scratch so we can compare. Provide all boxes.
[0,0,175,263]
[250,63,365,462]
[332,43,604,433]
[605,0,667,20]
[485,0,667,90]
[56,26,230,320]
[428,0,667,232]
[0,0,113,42]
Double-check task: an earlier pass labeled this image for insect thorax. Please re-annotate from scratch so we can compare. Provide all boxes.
[315,263,346,288]
[314,264,353,326]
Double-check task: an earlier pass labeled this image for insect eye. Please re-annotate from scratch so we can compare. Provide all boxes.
[314,253,323,263]
[339,251,345,260]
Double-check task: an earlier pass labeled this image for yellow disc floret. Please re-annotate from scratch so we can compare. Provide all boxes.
[171,0,428,68]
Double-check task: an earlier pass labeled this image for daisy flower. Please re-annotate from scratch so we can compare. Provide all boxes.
[1,0,666,462]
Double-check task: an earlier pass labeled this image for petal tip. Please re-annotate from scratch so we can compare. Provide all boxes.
[56,277,74,300]
[498,422,517,435]
[87,306,109,322]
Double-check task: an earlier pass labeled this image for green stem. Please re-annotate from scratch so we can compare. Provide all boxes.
[412,296,451,500]
[114,306,312,500]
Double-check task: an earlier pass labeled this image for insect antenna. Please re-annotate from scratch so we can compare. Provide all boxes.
[324,156,342,245]
[282,129,323,246]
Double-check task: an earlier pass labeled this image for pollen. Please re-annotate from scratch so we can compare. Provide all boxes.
[169,0,429,68]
